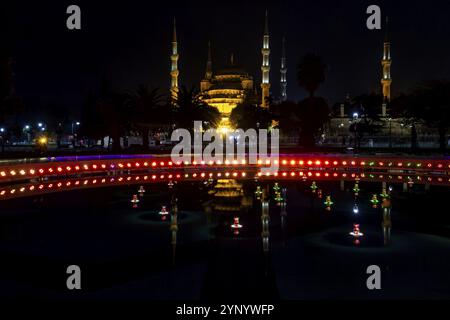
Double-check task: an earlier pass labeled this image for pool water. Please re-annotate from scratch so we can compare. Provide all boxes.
[0,179,449,300]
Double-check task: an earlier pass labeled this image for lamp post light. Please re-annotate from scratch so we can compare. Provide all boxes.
[24,125,31,143]
[36,136,48,154]
[72,121,80,135]
[71,122,80,148]
[352,113,359,151]
[0,127,5,153]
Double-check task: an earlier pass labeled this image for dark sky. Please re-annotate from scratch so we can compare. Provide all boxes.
[4,0,450,117]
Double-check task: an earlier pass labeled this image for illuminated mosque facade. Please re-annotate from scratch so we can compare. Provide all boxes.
[169,11,287,129]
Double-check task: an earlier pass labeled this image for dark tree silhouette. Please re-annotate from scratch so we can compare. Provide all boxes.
[80,78,132,151]
[390,93,420,151]
[0,56,14,126]
[130,85,168,149]
[297,53,326,97]
[269,100,300,136]
[296,97,330,147]
[0,55,25,152]
[351,93,383,120]
[80,91,106,147]
[408,80,450,152]
[348,93,384,149]
[230,103,271,130]
[100,91,132,151]
[173,86,220,131]
[296,53,329,147]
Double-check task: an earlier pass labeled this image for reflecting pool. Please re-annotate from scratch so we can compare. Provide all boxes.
[1,173,449,300]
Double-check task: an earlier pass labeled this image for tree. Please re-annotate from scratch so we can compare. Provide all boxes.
[410,81,450,152]
[297,53,326,98]
[351,93,383,120]
[129,85,168,149]
[79,91,106,147]
[99,91,132,151]
[296,53,329,147]
[348,93,384,149]
[0,55,13,109]
[390,93,420,151]
[296,97,330,147]
[230,103,271,130]
[173,86,220,131]
[80,78,132,151]
[269,100,300,136]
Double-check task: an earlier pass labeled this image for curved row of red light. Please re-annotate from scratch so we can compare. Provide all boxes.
[1,157,449,181]
[275,158,448,169]
[1,169,449,201]
[257,170,449,183]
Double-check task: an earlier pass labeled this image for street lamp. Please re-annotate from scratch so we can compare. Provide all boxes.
[24,125,31,143]
[388,118,392,149]
[0,128,4,153]
[36,135,48,154]
[352,113,359,151]
[71,122,81,147]
[72,121,80,134]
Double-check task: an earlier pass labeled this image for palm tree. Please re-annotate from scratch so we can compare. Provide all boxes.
[270,100,300,131]
[80,91,106,147]
[297,53,326,98]
[79,78,130,151]
[296,97,330,148]
[1,55,16,152]
[408,80,450,153]
[348,93,384,149]
[173,86,220,131]
[130,85,167,149]
[230,103,272,130]
[351,93,383,119]
[390,93,420,151]
[92,79,133,152]
[296,53,329,147]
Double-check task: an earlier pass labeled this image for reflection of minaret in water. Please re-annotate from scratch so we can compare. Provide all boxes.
[280,37,287,101]
[380,181,392,245]
[382,206,391,245]
[261,196,270,276]
[280,200,287,246]
[170,196,179,265]
[261,199,270,253]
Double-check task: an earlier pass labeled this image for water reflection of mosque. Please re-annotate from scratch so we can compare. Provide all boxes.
[204,179,253,213]
[201,178,394,247]
[131,176,396,270]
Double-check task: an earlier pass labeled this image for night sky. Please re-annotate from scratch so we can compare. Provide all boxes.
[4,0,450,117]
